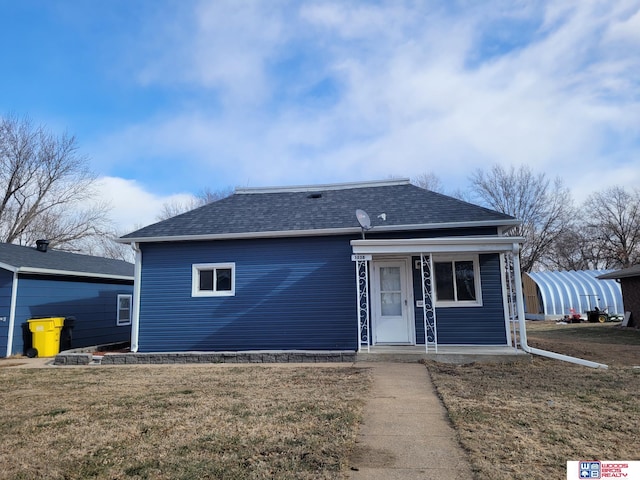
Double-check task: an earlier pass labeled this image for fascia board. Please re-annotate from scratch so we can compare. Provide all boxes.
[17,267,134,282]
[0,262,17,273]
[373,219,521,232]
[351,236,525,254]
[117,219,522,244]
[116,227,363,244]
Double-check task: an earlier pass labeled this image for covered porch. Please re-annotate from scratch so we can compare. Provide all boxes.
[351,236,528,359]
[356,344,530,363]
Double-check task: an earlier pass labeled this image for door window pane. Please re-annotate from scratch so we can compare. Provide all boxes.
[380,267,401,291]
[381,292,402,316]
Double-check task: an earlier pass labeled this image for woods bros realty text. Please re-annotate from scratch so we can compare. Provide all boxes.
[567,461,640,478]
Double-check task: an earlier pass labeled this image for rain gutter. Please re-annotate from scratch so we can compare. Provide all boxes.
[4,272,19,357]
[130,242,142,353]
[511,245,608,369]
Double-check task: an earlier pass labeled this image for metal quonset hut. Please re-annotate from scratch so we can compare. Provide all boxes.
[523,270,623,320]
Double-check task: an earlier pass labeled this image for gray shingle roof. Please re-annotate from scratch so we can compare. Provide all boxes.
[597,264,640,280]
[0,242,134,279]
[121,179,517,240]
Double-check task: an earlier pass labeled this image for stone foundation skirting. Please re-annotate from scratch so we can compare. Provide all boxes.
[53,351,356,366]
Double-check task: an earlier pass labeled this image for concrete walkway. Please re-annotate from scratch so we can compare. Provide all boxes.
[348,362,474,480]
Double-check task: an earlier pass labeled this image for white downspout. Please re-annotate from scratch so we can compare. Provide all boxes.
[131,242,142,353]
[5,272,19,357]
[512,244,608,369]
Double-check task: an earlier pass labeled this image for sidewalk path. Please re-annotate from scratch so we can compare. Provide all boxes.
[348,362,474,480]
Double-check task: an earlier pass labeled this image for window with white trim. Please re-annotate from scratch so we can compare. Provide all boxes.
[117,294,132,326]
[433,256,482,307]
[192,263,235,297]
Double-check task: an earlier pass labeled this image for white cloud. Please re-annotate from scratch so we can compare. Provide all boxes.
[95,176,197,233]
[90,0,640,206]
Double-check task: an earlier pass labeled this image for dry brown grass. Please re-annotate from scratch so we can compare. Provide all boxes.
[426,321,640,480]
[526,320,640,366]
[0,365,370,480]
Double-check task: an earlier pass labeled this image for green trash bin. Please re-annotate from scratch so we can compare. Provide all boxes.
[26,317,65,357]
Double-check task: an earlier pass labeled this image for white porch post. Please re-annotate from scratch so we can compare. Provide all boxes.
[420,253,438,353]
[502,253,518,349]
[354,257,371,352]
[510,245,529,349]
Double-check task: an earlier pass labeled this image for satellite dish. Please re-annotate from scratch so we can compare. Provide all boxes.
[356,209,372,239]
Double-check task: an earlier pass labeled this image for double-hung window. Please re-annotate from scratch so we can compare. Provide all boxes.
[117,294,133,326]
[433,256,482,307]
[192,263,235,297]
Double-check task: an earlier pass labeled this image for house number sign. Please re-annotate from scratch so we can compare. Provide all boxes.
[351,254,372,261]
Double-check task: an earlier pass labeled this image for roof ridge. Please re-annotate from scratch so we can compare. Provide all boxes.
[235,178,410,194]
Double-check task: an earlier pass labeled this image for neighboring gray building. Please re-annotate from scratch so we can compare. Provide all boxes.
[1,242,134,357]
[598,265,640,328]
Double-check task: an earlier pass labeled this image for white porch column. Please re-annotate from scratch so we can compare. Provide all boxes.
[510,245,529,348]
[353,255,371,352]
[420,253,438,353]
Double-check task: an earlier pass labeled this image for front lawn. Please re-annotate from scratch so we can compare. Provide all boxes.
[0,365,370,480]
[427,321,640,479]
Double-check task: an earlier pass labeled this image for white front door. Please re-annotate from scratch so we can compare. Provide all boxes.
[372,260,413,344]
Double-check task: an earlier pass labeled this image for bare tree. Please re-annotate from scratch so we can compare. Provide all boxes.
[199,186,234,204]
[157,198,202,221]
[411,172,444,193]
[544,230,605,271]
[0,114,111,250]
[468,164,574,272]
[156,186,233,221]
[581,186,640,269]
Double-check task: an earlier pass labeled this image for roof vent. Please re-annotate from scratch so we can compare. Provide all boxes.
[307,193,322,199]
[36,239,50,253]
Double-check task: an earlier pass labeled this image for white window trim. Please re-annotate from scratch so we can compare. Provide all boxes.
[117,294,133,326]
[433,254,483,308]
[192,262,236,297]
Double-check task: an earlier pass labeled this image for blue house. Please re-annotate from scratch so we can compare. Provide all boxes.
[119,179,526,353]
[0,241,134,357]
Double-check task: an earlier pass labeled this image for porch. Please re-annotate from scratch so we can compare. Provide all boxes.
[351,236,528,355]
[356,345,531,364]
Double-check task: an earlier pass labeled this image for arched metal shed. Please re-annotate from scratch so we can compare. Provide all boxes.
[523,270,623,319]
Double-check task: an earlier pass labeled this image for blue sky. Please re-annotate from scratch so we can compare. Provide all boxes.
[1,0,639,232]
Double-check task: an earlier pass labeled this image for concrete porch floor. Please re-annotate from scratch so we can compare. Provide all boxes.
[356,345,530,364]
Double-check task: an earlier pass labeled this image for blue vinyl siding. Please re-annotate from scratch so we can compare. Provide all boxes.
[138,236,358,352]
[412,254,507,345]
[10,275,132,356]
[0,269,14,357]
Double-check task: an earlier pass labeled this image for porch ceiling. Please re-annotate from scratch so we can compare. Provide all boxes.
[350,236,524,255]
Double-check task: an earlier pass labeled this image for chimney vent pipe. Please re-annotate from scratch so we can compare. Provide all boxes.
[36,240,49,252]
